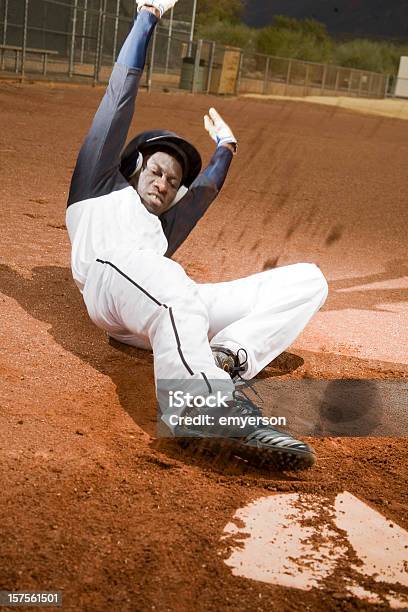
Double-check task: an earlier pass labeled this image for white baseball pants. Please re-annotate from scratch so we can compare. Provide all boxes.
[82,248,328,396]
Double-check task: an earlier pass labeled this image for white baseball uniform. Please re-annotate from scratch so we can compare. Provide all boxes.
[66,10,328,414]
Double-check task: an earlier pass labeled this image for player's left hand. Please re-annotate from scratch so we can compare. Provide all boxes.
[136,0,178,18]
[204,108,237,152]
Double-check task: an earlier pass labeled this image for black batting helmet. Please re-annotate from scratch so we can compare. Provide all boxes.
[120,129,202,187]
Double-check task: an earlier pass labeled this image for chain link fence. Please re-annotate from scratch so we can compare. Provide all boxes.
[239,51,389,98]
[0,0,391,98]
[0,0,195,83]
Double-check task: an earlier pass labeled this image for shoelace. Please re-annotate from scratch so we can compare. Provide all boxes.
[230,385,263,419]
[232,348,248,378]
[232,348,265,405]
[214,345,264,407]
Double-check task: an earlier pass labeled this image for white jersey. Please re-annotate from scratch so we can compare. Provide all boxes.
[66,186,168,292]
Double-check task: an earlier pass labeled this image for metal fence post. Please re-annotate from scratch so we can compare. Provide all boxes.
[2,0,8,45]
[206,40,216,94]
[69,0,78,78]
[367,73,373,97]
[164,6,174,74]
[93,0,103,85]
[20,0,29,82]
[334,69,340,92]
[112,0,120,65]
[235,50,243,96]
[188,0,197,56]
[80,0,88,64]
[1,0,9,69]
[358,71,363,96]
[391,75,397,98]
[147,27,157,92]
[372,74,377,97]
[263,56,270,95]
[321,64,327,94]
[285,59,292,95]
[304,63,310,95]
[384,74,390,98]
[377,75,385,98]
[98,0,107,77]
[192,39,202,93]
[347,68,353,95]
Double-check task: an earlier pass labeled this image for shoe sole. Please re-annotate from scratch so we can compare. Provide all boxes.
[233,437,316,471]
[176,435,316,471]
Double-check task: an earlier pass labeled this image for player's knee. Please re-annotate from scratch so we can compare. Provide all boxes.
[156,258,208,312]
[312,264,329,306]
[296,262,328,305]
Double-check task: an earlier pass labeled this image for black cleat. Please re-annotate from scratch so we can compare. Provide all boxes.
[234,428,316,471]
[174,390,316,471]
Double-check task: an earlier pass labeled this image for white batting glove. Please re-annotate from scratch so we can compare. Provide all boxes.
[136,0,178,18]
[204,108,237,152]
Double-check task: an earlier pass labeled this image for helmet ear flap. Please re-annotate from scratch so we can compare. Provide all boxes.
[169,185,188,208]
[129,152,144,179]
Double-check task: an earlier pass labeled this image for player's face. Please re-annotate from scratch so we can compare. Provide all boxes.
[135,151,183,215]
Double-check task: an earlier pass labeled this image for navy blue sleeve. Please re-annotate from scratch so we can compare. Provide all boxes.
[160,146,233,257]
[201,145,234,191]
[67,10,158,207]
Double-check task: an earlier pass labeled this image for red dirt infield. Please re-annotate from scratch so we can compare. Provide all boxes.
[0,79,407,611]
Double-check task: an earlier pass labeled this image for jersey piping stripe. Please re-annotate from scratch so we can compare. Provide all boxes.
[201,372,213,394]
[96,259,165,307]
[96,258,194,377]
[168,307,194,376]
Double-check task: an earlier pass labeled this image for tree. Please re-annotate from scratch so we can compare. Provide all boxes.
[196,0,245,27]
[198,22,255,50]
[256,17,333,63]
[273,15,329,43]
[333,39,402,74]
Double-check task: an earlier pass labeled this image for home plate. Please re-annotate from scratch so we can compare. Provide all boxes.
[222,492,408,608]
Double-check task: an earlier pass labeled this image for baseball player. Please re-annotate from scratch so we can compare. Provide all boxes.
[66,0,328,470]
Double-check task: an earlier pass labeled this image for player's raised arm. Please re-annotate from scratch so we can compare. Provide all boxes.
[68,1,177,207]
[160,108,237,257]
